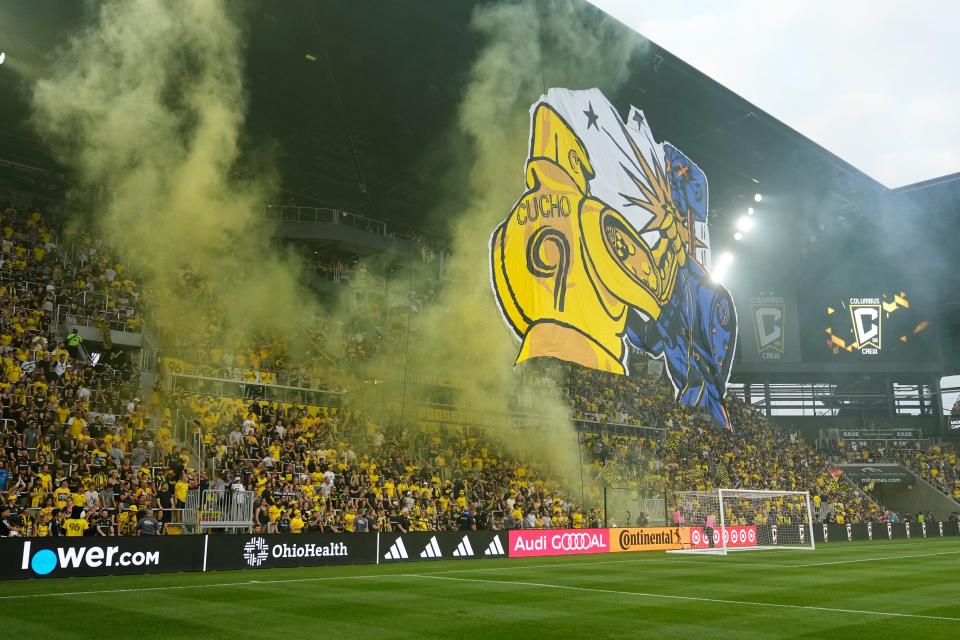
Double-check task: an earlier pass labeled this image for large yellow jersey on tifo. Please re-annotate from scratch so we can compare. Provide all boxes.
[491,103,681,374]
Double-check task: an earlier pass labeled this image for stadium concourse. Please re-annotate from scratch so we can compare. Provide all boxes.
[0,200,941,542]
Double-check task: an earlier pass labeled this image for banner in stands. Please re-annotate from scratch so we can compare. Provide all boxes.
[162,357,278,385]
[688,525,757,549]
[489,87,737,429]
[0,536,203,580]
[839,428,923,440]
[379,531,508,563]
[508,528,610,557]
[206,532,379,571]
[610,527,688,552]
[840,464,913,485]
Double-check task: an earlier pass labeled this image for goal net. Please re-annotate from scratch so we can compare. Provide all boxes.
[668,489,815,554]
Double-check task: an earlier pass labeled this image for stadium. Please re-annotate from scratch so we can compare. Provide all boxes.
[0,1,958,637]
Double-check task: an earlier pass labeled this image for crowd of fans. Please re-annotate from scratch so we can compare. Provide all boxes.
[896,443,960,502]
[0,201,161,537]
[568,368,878,525]
[1,198,955,540]
[175,392,592,534]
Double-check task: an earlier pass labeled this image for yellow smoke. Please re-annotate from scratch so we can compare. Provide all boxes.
[31,0,643,495]
[357,0,643,487]
[31,0,315,346]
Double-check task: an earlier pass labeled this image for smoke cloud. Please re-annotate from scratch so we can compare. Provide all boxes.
[32,0,644,495]
[361,0,644,484]
[32,0,315,345]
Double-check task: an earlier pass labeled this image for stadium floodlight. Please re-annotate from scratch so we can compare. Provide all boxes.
[711,252,734,282]
[733,232,743,241]
[736,216,754,232]
[667,489,815,555]
[754,193,762,202]
[747,207,754,216]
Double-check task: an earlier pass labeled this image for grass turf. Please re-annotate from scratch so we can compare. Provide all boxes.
[2,537,959,639]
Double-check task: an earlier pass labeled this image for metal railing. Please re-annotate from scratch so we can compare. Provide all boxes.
[302,263,387,290]
[55,303,142,334]
[264,204,387,236]
[183,489,255,533]
[168,372,345,406]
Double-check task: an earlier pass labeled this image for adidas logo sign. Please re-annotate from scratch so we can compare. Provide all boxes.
[383,538,408,560]
[452,536,474,557]
[484,536,505,556]
[420,536,442,559]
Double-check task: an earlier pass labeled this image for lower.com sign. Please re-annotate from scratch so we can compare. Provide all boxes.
[17,540,164,578]
[1,538,202,579]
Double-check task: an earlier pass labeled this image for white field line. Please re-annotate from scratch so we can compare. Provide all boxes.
[410,574,960,623]
[792,549,960,567]
[0,557,759,601]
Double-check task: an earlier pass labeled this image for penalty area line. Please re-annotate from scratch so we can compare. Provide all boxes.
[408,574,960,622]
[792,549,960,567]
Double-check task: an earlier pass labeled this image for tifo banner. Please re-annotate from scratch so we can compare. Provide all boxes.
[688,525,757,550]
[1,536,203,580]
[379,531,508,563]
[508,528,610,558]
[610,527,688,552]
[489,88,737,429]
[206,532,378,571]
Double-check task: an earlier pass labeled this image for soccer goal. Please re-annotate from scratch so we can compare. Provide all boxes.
[667,489,815,555]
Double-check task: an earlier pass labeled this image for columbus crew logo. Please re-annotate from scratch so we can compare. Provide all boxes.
[849,299,881,354]
[752,298,784,358]
[243,537,270,567]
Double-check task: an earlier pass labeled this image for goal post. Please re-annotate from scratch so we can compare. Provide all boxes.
[667,489,816,555]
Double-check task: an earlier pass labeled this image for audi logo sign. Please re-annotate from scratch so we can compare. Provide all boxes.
[509,528,610,557]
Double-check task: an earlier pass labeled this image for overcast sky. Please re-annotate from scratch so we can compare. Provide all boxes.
[588,1,959,188]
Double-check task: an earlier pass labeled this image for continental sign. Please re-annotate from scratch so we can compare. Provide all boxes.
[610,527,688,552]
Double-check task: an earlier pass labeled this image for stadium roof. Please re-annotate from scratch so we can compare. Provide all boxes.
[0,1,955,299]
[587,0,960,190]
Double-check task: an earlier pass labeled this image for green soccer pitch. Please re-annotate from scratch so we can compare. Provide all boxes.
[2,537,959,639]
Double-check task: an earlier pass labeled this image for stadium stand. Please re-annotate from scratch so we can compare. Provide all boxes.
[897,443,960,502]
[0,200,948,539]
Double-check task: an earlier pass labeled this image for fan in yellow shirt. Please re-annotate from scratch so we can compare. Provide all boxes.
[54,482,72,509]
[290,512,305,534]
[343,506,357,533]
[174,478,189,505]
[571,507,585,529]
[64,515,89,537]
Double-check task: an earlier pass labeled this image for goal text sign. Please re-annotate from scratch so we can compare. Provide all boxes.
[689,525,757,549]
